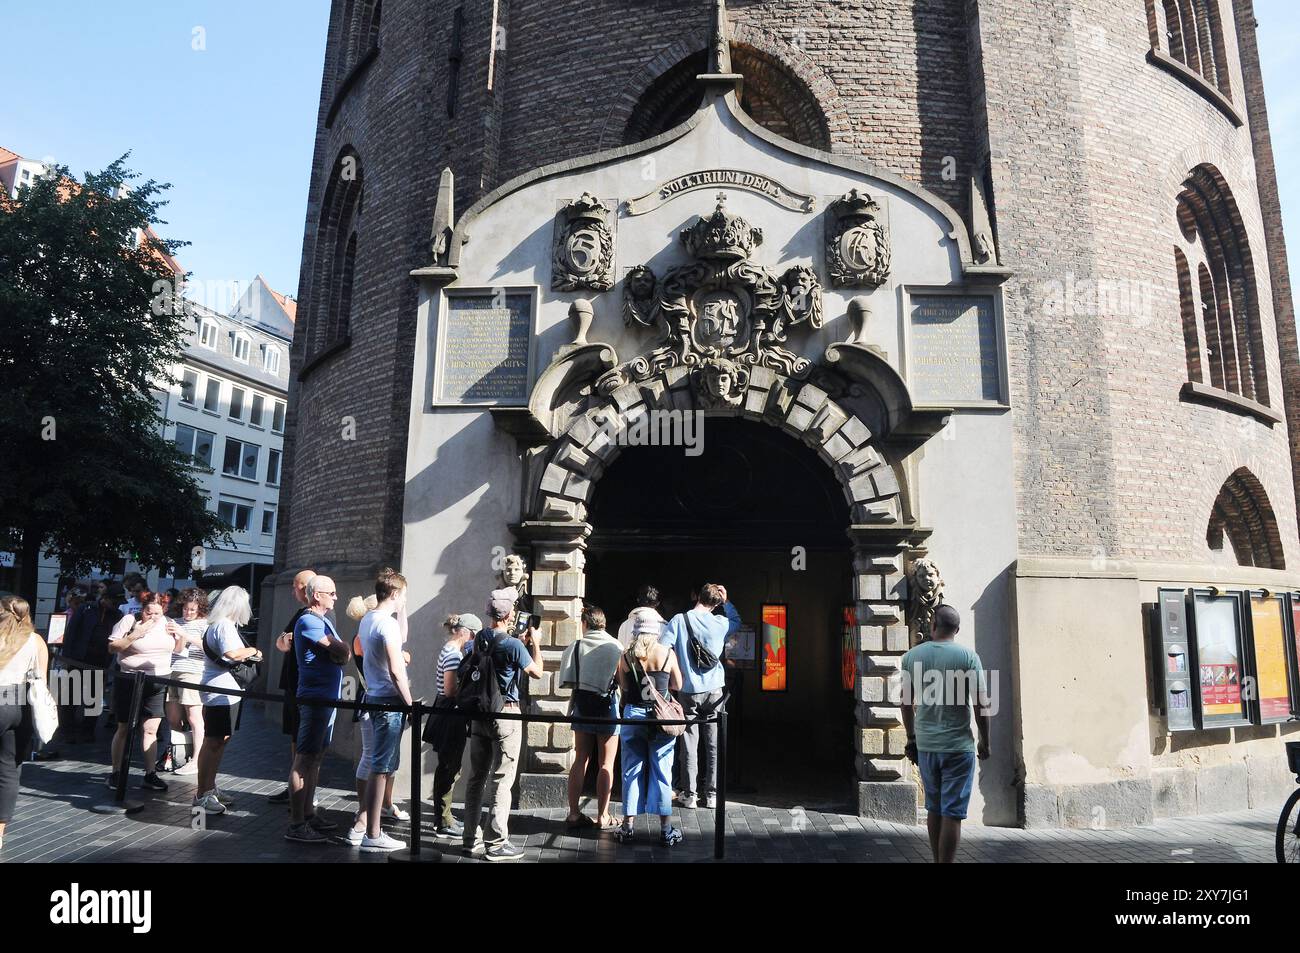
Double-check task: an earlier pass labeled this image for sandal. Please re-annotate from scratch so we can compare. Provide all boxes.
[597,814,621,829]
[565,813,594,829]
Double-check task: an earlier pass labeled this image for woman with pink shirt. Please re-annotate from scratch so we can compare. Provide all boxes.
[107,591,179,792]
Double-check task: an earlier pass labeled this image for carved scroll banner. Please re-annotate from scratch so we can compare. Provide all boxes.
[435,291,533,405]
[624,169,816,216]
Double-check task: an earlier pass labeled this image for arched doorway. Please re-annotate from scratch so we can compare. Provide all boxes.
[583,417,856,809]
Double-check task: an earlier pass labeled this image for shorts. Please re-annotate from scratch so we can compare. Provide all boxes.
[167,670,203,707]
[112,678,166,722]
[918,750,977,819]
[572,690,619,737]
[356,712,374,780]
[296,701,337,755]
[203,703,237,738]
[367,706,404,775]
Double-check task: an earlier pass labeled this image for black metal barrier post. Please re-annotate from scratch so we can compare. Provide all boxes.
[714,705,728,860]
[390,702,440,863]
[90,669,144,815]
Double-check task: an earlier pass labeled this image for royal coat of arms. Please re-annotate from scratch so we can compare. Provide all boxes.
[600,193,823,406]
[825,188,891,288]
[552,193,615,292]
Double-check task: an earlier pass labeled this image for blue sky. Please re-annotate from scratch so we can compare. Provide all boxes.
[0,1,1297,305]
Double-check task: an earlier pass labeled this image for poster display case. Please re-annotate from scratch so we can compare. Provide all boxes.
[1155,588,1195,731]
[1245,591,1295,724]
[1188,589,1251,729]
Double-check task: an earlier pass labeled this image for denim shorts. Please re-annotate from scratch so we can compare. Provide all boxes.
[918,750,977,819]
[367,705,404,775]
[296,702,337,755]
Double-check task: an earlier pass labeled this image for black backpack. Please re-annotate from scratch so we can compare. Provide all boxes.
[456,630,506,715]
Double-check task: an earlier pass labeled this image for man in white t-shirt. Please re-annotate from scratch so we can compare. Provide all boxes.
[353,568,413,853]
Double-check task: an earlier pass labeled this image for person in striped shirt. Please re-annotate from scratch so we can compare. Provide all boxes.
[431,612,478,839]
[166,589,210,776]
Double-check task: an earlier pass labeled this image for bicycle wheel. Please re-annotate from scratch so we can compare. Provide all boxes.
[1277,787,1300,864]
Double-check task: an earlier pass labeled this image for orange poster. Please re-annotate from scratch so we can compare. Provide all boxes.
[1251,594,1292,721]
[1194,594,1244,721]
[761,604,787,692]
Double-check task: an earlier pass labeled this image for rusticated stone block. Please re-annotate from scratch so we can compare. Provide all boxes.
[857,625,884,652]
[866,654,901,673]
[856,675,885,703]
[551,723,574,748]
[530,571,555,596]
[528,749,573,773]
[885,625,910,652]
[885,728,909,754]
[853,573,884,600]
[610,382,643,412]
[526,721,549,747]
[856,728,885,754]
[857,781,918,823]
[866,705,903,726]
[863,604,902,625]
[555,570,585,597]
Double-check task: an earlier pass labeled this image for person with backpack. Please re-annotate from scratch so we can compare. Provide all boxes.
[559,604,623,829]
[459,587,543,861]
[616,619,684,846]
[193,586,261,816]
[427,612,477,840]
[659,582,740,809]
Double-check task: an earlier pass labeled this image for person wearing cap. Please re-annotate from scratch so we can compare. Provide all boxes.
[461,588,542,861]
[430,612,478,839]
[899,603,992,863]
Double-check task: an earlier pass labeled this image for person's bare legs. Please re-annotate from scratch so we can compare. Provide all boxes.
[596,733,619,823]
[138,717,162,771]
[383,774,395,810]
[364,773,391,837]
[196,736,228,797]
[926,811,942,862]
[185,705,205,761]
[290,751,322,825]
[110,723,131,775]
[567,732,594,818]
[353,774,370,833]
[937,817,962,863]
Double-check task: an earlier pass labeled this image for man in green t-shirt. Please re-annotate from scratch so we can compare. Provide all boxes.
[900,604,991,863]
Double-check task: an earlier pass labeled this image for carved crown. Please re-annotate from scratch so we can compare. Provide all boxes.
[562,192,612,224]
[680,193,762,261]
[831,188,881,219]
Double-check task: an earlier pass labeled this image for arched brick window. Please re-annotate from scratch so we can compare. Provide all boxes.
[1149,0,1232,98]
[1174,164,1267,407]
[338,0,381,77]
[1206,468,1285,569]
[623,45,830,150]
[312,149,363,353]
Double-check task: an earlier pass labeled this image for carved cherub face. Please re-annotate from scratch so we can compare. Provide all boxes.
[501,555,527,587]
[626,265,655,299]
[914,558,938,595]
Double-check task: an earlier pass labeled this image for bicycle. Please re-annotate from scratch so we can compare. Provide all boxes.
[1277,740,1300,863]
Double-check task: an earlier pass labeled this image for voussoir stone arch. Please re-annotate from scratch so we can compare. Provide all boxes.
[527,366,904,527]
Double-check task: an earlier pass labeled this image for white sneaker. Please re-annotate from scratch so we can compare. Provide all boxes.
[381,804,410,822]
[344,826,365,847]
[193,792,226,815]
[360,832,406,853]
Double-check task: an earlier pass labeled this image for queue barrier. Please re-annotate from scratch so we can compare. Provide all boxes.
[55,656,731,861]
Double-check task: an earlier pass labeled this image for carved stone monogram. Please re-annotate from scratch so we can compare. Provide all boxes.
[599,192,822,402]
[552,193,615,292]
[825,188,891,288]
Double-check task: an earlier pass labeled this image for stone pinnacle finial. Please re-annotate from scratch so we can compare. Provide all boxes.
[708,0,732,74]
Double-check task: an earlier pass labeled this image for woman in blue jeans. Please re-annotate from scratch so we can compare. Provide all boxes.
[615,628,683,846]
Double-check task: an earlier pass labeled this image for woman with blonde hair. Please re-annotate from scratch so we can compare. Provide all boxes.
[166,588,209,776]
[0,596,48,852]
[193,586,261,815]
[615,616,683,847]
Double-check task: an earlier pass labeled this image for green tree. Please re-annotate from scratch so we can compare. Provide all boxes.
[0,156,227,603]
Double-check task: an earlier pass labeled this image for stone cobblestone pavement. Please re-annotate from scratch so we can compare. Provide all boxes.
[0,709,1280,863]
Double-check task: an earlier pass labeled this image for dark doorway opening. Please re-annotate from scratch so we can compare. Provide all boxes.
[583,418,855,810]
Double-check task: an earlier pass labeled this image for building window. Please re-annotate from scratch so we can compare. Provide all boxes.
[199,319,219,349]
[229,386,246,421]
[267,448,282,486]
[222,437,260,480]
[217,497,254,534]
[262,346,281,375]
[179,368,199,406]
[1153,0,1232,97]
[232,332,252,363]
[339,0,381,76]
[173,424,215,468]
[310,149,363,354]
[1175,164,1267,407]
[202,377,222,413]
[250,393,265,428]
[261,505,278,535]
[1206,468,1285,570]
[272,400,286,433]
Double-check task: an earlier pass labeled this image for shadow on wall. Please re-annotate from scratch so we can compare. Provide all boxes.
[970,559,1017,826]
[909,0,974,216]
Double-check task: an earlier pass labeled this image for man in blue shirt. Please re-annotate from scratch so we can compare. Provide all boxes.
[462,587,542,861]
[900,604,991,863]
[286,574,351,844]
[660,583,740,809]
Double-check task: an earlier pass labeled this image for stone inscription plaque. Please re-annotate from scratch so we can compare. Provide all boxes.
[909,295,1001,404]
[437,292,532,404]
